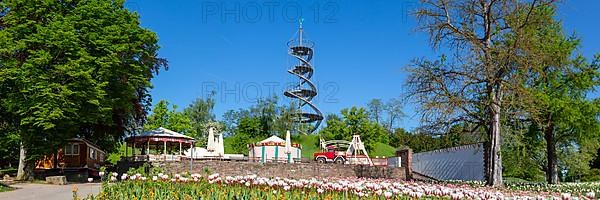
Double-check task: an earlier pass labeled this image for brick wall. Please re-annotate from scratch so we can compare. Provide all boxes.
[395,148,413,180]
[152,161,406,180]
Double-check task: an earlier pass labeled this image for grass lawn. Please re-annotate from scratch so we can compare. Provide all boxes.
[294,134,320,159]
[223,137,236,154]
[370,142,397,157]
[0,183,12,192]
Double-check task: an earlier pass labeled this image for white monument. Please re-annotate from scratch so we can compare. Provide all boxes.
[185,125,242,159]
[206,126,224,156]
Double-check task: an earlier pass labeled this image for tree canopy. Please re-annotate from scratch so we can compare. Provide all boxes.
[319,107,389,151]
[406,0,572,186]
[0,0,167,180]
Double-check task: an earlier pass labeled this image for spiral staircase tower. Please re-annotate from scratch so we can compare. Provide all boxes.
[284,21,323,134]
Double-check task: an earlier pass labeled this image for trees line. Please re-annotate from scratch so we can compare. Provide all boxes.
[405,0,600,186]
[140,93,600,183]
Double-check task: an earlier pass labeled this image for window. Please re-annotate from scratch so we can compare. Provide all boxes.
[89,148,96,160]
[65,143,79,155]
[99,153,105,162]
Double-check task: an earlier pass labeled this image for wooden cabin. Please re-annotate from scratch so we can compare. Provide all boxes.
[36,138,106,177]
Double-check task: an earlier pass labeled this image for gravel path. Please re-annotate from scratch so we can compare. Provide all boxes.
[0,183,101,200]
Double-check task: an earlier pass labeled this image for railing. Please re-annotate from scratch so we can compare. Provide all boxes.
[247,157,304,163]
[371,158,388,166]
[123,155,396,166]
[125,154,186,162]
[151,154,186,161]
[125,155,148,161]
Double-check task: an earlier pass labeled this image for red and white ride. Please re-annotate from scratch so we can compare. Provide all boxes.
[313,135,374,165]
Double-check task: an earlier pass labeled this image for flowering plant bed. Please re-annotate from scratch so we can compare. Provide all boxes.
[437,180,599,198]
[505,182,599,197]
[83,173,597,200]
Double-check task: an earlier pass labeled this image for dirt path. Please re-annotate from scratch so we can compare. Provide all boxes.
[0,183,101,200]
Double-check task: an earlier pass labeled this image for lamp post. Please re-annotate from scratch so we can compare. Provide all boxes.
[190,141,194,174]
[131,126,142,161]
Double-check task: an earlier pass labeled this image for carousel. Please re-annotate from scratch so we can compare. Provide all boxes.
[248,131,302,163]
[125,127,195,161]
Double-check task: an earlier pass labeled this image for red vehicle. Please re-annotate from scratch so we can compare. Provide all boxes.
[313,135,374,165]
[313,145,347,164]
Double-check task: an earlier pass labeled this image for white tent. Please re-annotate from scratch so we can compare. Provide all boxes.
[248,133,302,163]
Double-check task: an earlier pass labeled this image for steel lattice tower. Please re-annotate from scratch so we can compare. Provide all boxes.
[284,21,323,134]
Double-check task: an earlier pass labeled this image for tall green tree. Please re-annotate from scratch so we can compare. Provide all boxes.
[592,148,600,169]
[384,98,405,131]
[319,107,388,151]
[320,114,346,141]
[229,117,265,155]
[144,100,170,130]
[367,99,384,124]
[144,100,193,135]
[366,98,405,131]
[501,122,547,181]
[0,127,19,168]
[407,0,559,186]
[184,95,216,145]
[389,125,480,153]
[222,109,251,136]
[223,96,295,137]
[527,54,600,183]
[503,5,600,184]
[0,0,166,180]
[222,96,297,154]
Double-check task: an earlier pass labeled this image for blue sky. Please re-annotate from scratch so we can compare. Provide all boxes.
[130,0,600,131]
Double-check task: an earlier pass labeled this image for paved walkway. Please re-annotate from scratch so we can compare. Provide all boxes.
[0,183,101,200]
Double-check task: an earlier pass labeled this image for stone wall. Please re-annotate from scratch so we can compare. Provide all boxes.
[152,160,406,180]
[396,148,413,180]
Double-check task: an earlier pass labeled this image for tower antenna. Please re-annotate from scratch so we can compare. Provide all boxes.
[284,20,323,134]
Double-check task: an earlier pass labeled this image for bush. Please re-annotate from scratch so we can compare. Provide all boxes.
[582,169,600,182]
[0,183,12,193]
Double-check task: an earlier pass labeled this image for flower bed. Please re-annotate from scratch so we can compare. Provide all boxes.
[505,182,599,198]
[438,180,599,198]
[83,173,597,200]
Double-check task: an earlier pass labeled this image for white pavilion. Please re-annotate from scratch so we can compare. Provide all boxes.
[248,131,302,163]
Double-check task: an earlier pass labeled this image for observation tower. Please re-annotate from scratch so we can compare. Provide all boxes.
[284,20,324,134]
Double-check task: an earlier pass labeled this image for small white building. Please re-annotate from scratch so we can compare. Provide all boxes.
[248,135,302,163]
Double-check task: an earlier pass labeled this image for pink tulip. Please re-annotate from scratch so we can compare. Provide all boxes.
[586,192,595,199]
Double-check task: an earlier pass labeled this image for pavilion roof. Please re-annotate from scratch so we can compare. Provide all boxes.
[259,135,285,143]
[134,127,194,140]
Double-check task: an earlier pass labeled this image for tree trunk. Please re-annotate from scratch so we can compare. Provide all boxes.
[16,142,33,181]
[544,121,559,184]
[388,115,395,131]
[485,88,503,187]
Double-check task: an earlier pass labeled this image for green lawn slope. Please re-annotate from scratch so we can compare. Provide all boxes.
[370,142,397,157]
[293,134,320,159]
